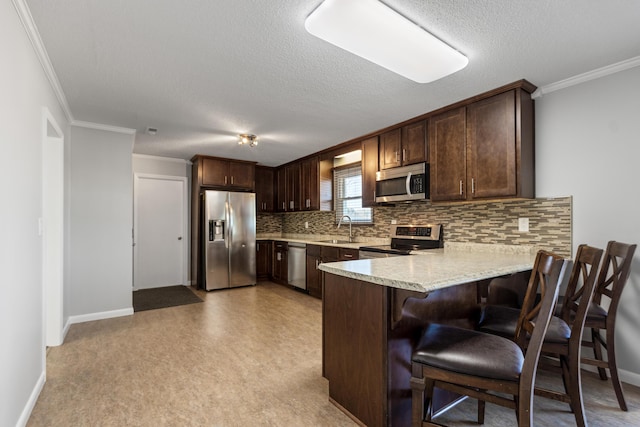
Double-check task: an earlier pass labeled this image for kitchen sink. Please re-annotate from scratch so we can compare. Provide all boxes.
[314,239,352,244]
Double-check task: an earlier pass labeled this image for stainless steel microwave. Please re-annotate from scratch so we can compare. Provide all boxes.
[375,162,429,203]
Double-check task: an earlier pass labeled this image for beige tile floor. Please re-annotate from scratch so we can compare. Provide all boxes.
[29,282,640,426]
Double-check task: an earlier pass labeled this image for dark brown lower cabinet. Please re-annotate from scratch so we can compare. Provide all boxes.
[272,241,288,285]
[306,245,323,298]
[256,240,271,280]
[306,245,359,299]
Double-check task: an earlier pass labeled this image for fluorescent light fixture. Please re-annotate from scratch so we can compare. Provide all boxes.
[305,0,468,83]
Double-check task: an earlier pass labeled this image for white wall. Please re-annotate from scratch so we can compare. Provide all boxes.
[0,2,68,426]
[68,126,134,319]
[132,153,191,178]
[536,65,640,382]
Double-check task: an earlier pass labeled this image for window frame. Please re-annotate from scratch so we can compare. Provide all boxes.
[333,161,373,225]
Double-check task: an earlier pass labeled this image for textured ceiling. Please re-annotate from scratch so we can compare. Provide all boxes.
[25,0,640,167]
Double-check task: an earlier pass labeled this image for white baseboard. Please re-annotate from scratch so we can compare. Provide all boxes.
[581,361,640,388]
[68,307,133,325]
[62,317,72,340]
[620,368,640,388]
[16,370,45,427]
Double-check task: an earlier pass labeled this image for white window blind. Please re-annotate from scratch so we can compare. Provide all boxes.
[333,162,373,224]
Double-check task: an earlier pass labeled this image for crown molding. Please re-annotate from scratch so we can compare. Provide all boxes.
[71,120,137,135]
[12,0,74,122]
[532,55,640,99]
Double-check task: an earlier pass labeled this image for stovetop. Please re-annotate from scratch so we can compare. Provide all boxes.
[359,224,443,255]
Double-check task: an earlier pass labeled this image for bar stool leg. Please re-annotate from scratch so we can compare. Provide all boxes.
[607,326,628,411]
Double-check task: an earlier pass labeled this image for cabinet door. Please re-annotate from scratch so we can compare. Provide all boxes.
[255,167,274,212]
[229,161,255,190]
[286,163,301,211]
[306,255,322,298]
[272,241,288,284]
[429,107,467,201]
[306,245,323,299]
[361,136,379,208]
[202,157,229,187]
[275,167,287,212]
[256,241,272,279]
[466,90,517,199]
[379,128,402,170]
[301,156,319,210]
[401,121,427,166]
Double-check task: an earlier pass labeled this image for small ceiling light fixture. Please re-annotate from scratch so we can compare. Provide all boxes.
[305,0,468,83]
[238,133,258,147]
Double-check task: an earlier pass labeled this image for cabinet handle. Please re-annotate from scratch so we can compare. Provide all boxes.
[459,180,463,195]
[231,176,234,185]
[402,149,406,162]
[224,176,227,185]
[395,151,399,162]
[343,254,353,259]
[471,178,475,194]
[290,201,294,209]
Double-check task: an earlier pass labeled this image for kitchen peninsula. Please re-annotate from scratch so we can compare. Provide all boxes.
[318,245,537,427]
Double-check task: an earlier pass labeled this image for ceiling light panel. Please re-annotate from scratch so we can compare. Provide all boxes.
[305,0,468,83]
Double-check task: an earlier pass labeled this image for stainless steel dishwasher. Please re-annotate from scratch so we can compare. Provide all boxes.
[287,242,306,290]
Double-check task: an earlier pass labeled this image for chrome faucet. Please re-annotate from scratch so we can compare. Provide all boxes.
[337,215,353,243]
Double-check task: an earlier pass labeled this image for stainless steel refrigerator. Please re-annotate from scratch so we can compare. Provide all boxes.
[202,190,256,290]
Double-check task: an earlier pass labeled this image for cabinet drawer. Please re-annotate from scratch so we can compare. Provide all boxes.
[274,241,288,250]
[307,244,321,257]
[321,246,339,262]
[339,248,359,261]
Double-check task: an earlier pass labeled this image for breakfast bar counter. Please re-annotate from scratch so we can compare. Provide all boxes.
[318,246,536,427]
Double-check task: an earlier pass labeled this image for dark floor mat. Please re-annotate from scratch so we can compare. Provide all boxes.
[133,285,203,312]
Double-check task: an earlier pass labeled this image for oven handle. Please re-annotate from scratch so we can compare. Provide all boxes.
[406,172,412,196]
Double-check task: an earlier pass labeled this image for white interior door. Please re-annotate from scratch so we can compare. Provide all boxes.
[134,174,186,290]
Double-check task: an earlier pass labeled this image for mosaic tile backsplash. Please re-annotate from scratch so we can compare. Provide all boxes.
[257,197,572,257]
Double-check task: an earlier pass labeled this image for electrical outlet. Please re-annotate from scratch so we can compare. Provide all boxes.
[518,218,529,232]
[304,221,309,229]
[391,219,397,224]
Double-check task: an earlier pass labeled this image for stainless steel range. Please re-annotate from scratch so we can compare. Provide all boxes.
[359,224,443,259]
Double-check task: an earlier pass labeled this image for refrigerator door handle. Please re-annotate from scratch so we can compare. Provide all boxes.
[225,201,231,249]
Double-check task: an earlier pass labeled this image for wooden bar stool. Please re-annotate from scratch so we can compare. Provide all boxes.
[477,244,603,427]
[581,241,636,411]
[410,250,567,426]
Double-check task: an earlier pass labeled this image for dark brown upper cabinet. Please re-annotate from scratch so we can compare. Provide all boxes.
[361,136,379,208]
[429,86,535,202]
[379,121,427,170]
[255,166,274,212]
[200,156,255,191]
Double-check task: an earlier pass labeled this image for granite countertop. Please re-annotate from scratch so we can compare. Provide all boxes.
[318,244,537,293]
[256,234,388,249]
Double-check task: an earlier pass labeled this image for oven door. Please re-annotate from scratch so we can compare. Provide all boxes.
[375,163,429,203]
